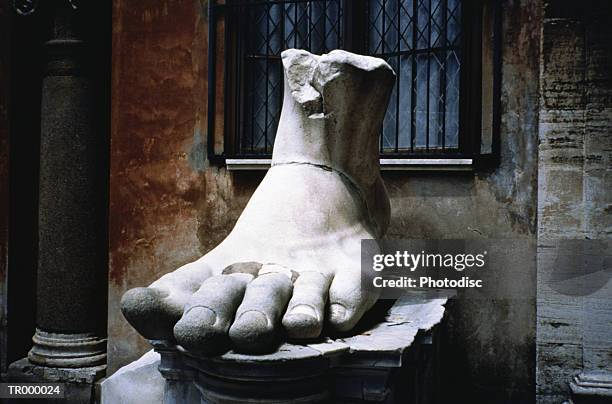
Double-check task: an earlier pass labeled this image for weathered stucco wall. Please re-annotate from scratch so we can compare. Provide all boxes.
[110,0,212,369]
[109,0,265,372]
[382,1,540,400]
[109,0,540,401]
[536,2,612,403]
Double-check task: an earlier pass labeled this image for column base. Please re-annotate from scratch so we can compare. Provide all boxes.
[7,330,107,404]
[28,329,107,368]
[570,371,612,404]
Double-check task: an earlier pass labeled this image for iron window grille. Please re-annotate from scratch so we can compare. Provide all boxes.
[208,0,501,169]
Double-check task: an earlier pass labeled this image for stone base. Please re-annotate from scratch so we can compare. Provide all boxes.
[570,371,612,404]
[7,358,106,404]
[103,295,446,404]
[28,330,107,368]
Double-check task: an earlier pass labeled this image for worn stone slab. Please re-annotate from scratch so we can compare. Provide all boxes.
[8,358,106,384]
[307,339,350,356]
[206,343,322,363]
[341,296,447,354]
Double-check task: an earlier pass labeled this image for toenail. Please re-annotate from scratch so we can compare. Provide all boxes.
[184,306,216,326]
[288,304,318,320]
[330,303,346,321]
[235,310,270,329]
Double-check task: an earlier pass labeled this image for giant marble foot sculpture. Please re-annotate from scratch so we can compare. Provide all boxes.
[121,49,396,354]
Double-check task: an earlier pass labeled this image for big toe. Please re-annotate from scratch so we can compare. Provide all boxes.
[121,287,183,340]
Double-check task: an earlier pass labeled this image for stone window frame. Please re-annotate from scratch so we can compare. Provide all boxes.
[207,0,502,171]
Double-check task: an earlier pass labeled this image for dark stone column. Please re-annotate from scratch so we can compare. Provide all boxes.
[29,2,107,368]
[8,0,109,401]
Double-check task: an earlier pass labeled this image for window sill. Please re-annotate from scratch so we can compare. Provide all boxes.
[224,158,474,172]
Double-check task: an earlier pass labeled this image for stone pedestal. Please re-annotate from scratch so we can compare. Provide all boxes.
[570,371,612,404]
[7,358,106,403]
[103,295,446,404]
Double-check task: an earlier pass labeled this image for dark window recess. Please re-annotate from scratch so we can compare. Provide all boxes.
[208,0,501,167]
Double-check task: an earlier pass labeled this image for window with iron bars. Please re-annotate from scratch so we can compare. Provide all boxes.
[208,0,501,170]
